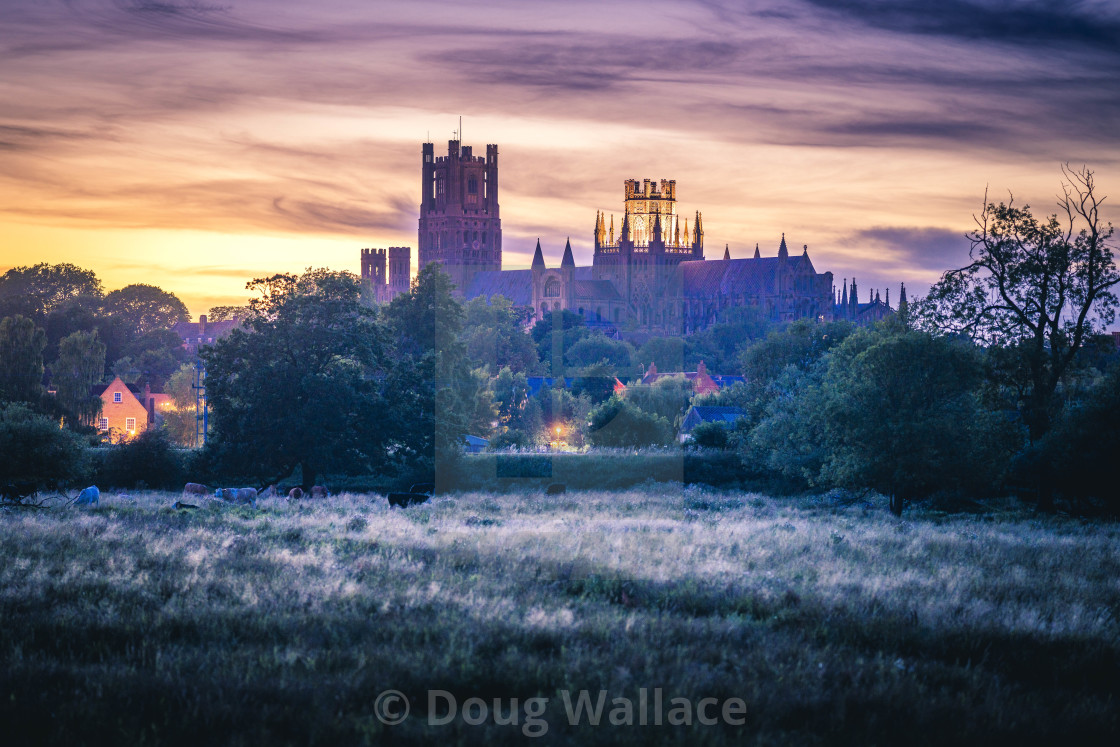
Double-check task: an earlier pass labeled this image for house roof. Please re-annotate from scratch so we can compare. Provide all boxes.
[686,406,746,424]
[173,318,242,341]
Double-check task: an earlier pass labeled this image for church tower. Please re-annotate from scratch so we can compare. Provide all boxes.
[418,138,501,295]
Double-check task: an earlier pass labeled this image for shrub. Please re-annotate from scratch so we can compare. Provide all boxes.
[95,429,187,489]
[0,402,88,492]
[587,396,674,448]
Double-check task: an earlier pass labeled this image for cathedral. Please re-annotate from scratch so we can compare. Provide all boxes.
[362,138,862,334]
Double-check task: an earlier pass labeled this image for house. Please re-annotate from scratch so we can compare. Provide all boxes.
[92,376,172,441]
[678,405,746,443]
[462,434,490,453]
[641,360,728,396]
[172,314,241,353]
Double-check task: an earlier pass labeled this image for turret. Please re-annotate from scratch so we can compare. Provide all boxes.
[388,246,410,294]
[594,211,606,249]
[693,211,703,249]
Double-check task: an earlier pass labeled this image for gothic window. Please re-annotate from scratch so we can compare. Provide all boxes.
[468,176,478,194]
[544,279,561,298]
[436,174,445,197]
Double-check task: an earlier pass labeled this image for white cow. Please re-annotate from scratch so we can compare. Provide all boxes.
[73,486,99,507]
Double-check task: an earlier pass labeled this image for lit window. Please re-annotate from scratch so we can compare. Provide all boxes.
[99,418,108,431]
[125,418,136,432]
[113,392,122,403]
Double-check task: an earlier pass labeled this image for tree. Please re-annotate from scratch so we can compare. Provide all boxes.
[52,330,106,428]
[588,395,674,448]
[381,264,476,479]
[461,295,538,374]
[623,375,694,429]
[917,167,1118,443]
[687,421,732,450]
[0,263,102,323]
[531,309,589,374]
[0,403,89,495]
[916,168,1118,510]
[207,305,250,322]
[1031,363,1120,512]
[565,334,635,371]
[819,330,1020,515]
[0,316,46,404]
[160,363,200,446]
[203,269,388,487]
[103,284,190,338]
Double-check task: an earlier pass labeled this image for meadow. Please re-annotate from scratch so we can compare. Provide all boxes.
[0,487,1117,745]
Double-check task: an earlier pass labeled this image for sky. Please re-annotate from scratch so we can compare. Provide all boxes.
[1,0,1118,318]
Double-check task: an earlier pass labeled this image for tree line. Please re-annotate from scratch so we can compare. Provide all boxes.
[1,167,1117,512]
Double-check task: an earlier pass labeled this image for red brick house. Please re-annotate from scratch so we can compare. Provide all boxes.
[92,376,171,441]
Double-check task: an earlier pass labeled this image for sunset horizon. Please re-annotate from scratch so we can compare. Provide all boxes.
[3,1,1117,321]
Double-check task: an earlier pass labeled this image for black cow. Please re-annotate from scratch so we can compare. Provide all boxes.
[388,492,429,508]
[546,483,567,495]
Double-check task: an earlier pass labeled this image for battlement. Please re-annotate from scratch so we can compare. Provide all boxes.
[624,178,676,201]
[430,139,498,165]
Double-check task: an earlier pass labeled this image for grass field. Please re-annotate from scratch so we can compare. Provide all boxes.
[1,487,1118,745]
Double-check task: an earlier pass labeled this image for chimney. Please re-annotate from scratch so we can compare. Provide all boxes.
[199,314,207,335]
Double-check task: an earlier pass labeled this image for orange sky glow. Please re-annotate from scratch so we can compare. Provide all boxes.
[2,1,1118,321]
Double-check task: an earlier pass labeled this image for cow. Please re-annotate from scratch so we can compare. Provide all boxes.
[258,484,279,498]
[309,485,329,499]
[73,486,100,507]
[183,482,210,496]
[388,492,428,508]
[215,487,257,507]
[287,487,304,500]
[1,482,36,503]
[546,483,567,495]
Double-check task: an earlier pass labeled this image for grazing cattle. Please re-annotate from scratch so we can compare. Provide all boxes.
[183,482,210,496]
[73,486,100,507]
[309,485,329,499]
[172,501,199,510]
[215,487,257,506]
[259,485,278,498]
[287,487,304,500]
[409,483,435,495]
[1,482,36,503]
[388,492,428,508]
[546,483,567,495]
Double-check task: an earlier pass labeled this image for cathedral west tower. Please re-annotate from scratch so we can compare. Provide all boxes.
[418,139,501,294]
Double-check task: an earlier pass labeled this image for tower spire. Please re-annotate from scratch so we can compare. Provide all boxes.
[754,243,760,259]
[561,238,575,268]
[723,244,730,261]
[778,233,788,260]
[531,239,545,270]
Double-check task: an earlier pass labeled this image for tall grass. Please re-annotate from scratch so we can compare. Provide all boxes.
[1,488,1117,745]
